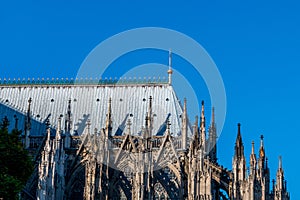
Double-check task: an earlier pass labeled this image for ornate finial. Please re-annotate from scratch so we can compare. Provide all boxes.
[168,49,173,85]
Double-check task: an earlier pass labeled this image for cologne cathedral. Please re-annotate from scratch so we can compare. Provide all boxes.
[0,66,290,199]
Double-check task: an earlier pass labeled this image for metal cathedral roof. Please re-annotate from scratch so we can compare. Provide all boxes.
[0,81,192,137]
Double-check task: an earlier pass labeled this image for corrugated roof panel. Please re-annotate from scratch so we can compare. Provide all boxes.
[0,84,192,137]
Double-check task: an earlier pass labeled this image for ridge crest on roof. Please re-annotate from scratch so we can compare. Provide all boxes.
[0,77,168,86]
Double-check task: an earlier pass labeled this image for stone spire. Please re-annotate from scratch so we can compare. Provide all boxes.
[37,122,53,200]
[168,49,173,85]
[234,123,243,159]
[276,156,284,190]
[233,123,246,180]
[259,135,265,158]
[200,101,206,152]
[250,141,257,175]
[258,135,266,171]
[182,98,188,150]
[232,123,246,199]
[274,156,290,199]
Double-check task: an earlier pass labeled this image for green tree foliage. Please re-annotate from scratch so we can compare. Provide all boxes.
[0,116,33,200]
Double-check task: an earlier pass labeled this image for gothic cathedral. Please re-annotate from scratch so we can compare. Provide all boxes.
[0,68,289,200]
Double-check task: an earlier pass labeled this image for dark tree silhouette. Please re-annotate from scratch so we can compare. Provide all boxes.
[0,116,33,200]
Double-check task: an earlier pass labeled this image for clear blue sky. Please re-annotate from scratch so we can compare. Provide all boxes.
[0,1,299,198]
